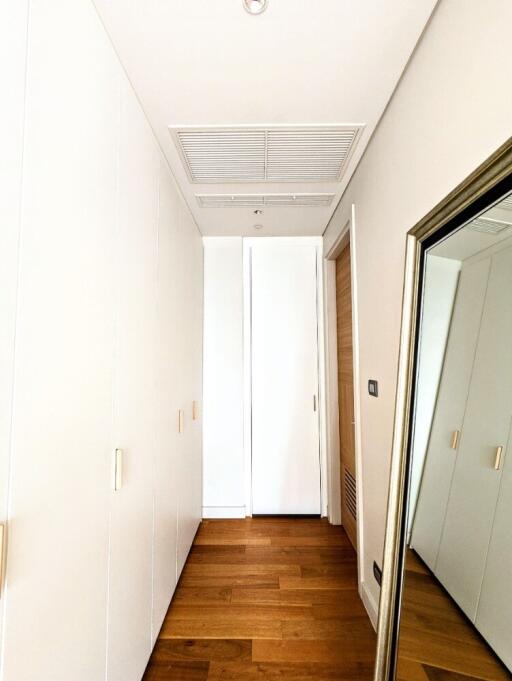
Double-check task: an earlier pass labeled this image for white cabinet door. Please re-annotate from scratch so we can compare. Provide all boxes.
[176,204,203,577]
[251,243,321,515]
[0,2,119,679]
[0,0,29,656]
[476,429,512,672]
[106,83,159,681]
[411,257,490,569]
[152,161,180,639]
[436,245,512,620]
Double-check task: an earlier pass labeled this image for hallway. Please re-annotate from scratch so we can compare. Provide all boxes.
[143,518,376,680]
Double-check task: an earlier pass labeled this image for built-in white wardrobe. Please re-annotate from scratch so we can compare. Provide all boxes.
[411,244,512,671]
[0,2,203,681]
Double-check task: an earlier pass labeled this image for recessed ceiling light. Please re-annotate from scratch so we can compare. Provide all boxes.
[243,0,268,16]
[253,224,264,230]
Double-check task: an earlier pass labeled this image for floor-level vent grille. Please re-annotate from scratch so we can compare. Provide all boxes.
[170,126,363,184]
[344,468,357,521]
[196,193,335,208]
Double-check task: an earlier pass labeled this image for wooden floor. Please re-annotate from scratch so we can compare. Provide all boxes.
[397,550,511,681]
[142,517,376,680]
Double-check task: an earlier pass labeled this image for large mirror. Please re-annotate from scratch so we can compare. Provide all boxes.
[375,140,512,681]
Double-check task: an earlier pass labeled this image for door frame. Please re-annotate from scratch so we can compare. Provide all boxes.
[242,236,327,518]
[323,206,369,615]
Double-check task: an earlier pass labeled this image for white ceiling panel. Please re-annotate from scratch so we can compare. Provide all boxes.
[92,0,438,236]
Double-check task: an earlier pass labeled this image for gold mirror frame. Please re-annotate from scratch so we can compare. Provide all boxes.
[373,135,512,681]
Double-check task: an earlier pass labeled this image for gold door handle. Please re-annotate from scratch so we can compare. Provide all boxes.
[451,430,460,450]
[494,446,504,471]
[114,448,123,491]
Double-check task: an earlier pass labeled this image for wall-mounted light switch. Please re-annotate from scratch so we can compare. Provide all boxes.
[178,409,184,434]
[368,379,379,397]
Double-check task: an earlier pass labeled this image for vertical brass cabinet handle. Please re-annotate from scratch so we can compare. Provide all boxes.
[451,430,460,450]
[178,409,184,434]
[0,523,5,598]
[192,401,198,421]
[114,448,123,491]
[494,446,504,471]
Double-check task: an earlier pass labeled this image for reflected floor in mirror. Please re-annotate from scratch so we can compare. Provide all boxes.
[397,550,510,681]
[142,518,376,680]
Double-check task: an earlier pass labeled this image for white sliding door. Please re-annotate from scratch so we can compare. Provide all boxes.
[251,242,321,515]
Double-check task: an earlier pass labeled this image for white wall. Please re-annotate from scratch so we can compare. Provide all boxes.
[202,238,245,518]
[0,1,202,680]
[324,0,512,623]
[407,255,460,538]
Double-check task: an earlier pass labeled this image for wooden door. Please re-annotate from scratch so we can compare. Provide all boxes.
[251,243,321,515]
[336,244,357,550]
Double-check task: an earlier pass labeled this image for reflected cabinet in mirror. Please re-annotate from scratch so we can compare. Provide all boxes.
[374,138,512,681]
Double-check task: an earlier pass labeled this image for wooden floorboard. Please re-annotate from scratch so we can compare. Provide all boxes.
[396,550,510,681]
[142,521,511,680]
[142,518,376,680]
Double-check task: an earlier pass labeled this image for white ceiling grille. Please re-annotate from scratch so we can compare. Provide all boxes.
[195,193,336,208]
[468,217,512,235]
[170,126,363,184]
[499,195,512,211]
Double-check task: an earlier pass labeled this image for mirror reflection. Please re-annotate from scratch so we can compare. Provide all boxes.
[397,192,512,679]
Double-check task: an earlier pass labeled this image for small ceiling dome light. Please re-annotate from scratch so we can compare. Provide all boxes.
[253,224,264,230]
[243,0,268,15]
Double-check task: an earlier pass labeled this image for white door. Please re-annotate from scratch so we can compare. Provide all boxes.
[106,84,159,681]
[410,257,490,569]
[436,245,512,620]
[251,243,321,515]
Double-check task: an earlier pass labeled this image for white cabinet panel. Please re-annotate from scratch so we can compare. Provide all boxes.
[202,239,244,516]
[106,83,159,681]
[251,243,321,515]
[152,161,181,639]
[0,0,29,653]
[436,246,512,620]
[176,204,203,577]
[411,257,490,569]
[1,1,119,679]
[476,429,512,671]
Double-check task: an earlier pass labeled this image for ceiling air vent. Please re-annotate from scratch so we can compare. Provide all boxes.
[170,126,363,184]
[499,195,512,211]
[468,217,512,235]
[195,193,335,208]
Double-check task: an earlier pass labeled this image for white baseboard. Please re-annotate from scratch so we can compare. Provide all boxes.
[202,506,246,519]
[360,580,379,631]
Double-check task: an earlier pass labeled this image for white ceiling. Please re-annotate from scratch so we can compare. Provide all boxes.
[92,0,437,236]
